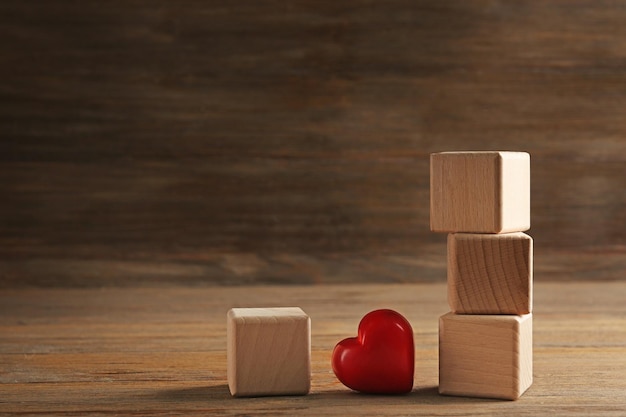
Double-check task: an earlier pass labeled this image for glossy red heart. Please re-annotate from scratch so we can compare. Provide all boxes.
[332,309,414,394]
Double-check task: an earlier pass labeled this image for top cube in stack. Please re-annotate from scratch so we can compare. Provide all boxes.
[430,151,533,400]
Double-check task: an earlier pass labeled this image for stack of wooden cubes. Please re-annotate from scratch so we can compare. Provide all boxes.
[430,151,533,400]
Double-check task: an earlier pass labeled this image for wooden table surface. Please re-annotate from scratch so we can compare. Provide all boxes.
[1,282,625,416]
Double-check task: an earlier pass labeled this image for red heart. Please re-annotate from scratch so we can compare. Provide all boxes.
[332,309,414,394]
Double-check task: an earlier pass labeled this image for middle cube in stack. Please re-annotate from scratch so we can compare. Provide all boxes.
[430,151,533,400]
[447,232,532,315]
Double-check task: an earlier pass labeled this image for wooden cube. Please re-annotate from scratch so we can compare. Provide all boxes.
[448,232,533,314]
[430,151,530,233]
[439,312,533,400]
[227,307,311,397]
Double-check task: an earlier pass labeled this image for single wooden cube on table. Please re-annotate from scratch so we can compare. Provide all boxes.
[227,307,311,397]
[447,232,533,314]
[430,151,530,234]
[439,312,533,400]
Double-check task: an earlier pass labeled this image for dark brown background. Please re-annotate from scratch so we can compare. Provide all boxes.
[1,1,625,287]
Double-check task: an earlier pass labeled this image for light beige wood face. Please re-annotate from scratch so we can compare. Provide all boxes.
[430,152,530,234]
[439,313,533,400]
[447,232,533,314]
[227,307,311,397]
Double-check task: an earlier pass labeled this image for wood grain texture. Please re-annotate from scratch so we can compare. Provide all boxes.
[1,282,625,415]
[227,307,310,397]
[430,152,530,233]
[439,312,533,400]
[448,232,533,314]
[1,1,626,286]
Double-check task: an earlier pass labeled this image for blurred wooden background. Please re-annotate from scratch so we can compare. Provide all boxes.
[1,1,625,287]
